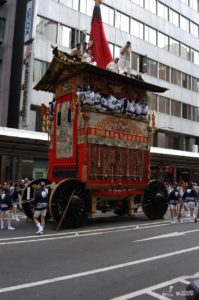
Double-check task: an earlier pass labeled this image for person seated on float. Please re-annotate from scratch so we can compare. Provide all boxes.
[71,43,83,61]
[106,57,119,73]
[81,40,96,65]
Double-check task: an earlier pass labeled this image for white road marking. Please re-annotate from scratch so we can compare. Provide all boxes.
[110,272,199,300]
[0,247,199,293]
[147,290,169,300]
[0,222,170,245]
[134,228,199,242]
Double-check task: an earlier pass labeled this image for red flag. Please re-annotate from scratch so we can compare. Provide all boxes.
[89,1,113,69]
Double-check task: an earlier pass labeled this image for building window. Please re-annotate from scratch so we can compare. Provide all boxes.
[131,52,140,71]
[171,68,181,86]
[182,103,192,120]
[130,0,144,7]
[115,11,130,33]
[171,99,181,117]
[172,136,180,150]
[60,25,73,48]
[180,43,190,60]
[0,18,5,41]
[131,19,143,39]
[169,9,179,27]
[145,25,156,45]
[190,0,199,11]
[146,58,157,77]
[181,0,189,5]
[148,94,157,111]
[159,96,170,115]
[60,0,78,10]
[190,21,199,38]
[180,15,190,32]
[36,16,57,43]
[80,0,94,16]
[101,4,114,26]
[182,73,191,89]
[159,63,170,82]
[157,2,168,20]
[33,59,50,82]
[192,77,199,92]
[114,45,121,58]
[157,32,169,51]
[193,107,199,122]
[108,43,114,56]
[191,49,199,65]
[145,0,157,14]
[169,38,180,56]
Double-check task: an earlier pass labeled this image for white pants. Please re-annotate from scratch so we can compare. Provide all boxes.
[119,55,131,74]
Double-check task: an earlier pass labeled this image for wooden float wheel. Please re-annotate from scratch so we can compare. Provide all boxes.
[142,180,168,220]
[22,178,52,220]
[49,179,91,229]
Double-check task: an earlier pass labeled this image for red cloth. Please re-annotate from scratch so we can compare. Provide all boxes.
[89,5,112,69]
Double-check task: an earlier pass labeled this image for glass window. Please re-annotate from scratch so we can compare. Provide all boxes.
[172,136,180,150]
[131,52,140,71]
[180,15,189,32]
[108,43,114,56]
[182,103,192,120]
[147,58,157,77]
[80,0,94,16]
[33,59,50,82]
[159,96,170,115]
[114,45,121,58]
[0,18,5,41]
[130,0,144,6]
[157,2,168,20]
[60,25,72,48]
[169,9,179,27]
[157,32,169,51]
[145,0,157,14]
[190,0,199,11]
[145,25,157,45]
[159,63,170,82]
[182,73,191,89]
[180,43,190,60]
[181,0,189,5]
[101,4,114,26]
[131,19,143,39]
[169,38,179,56]
[190,21,199,38]
[36,16,57,43]
[193,107,199,121]
[60,0,78,10]
[191,49,199,65]
[192,77,199,92]
[171,99,181,117]
[148,94,157,111]
[115,11,130,33]
[171,68,181,86]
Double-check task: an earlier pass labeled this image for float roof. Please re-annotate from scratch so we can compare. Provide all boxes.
[34,49,168,94]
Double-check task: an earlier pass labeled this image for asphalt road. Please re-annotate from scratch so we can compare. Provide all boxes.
[0,210,199,300]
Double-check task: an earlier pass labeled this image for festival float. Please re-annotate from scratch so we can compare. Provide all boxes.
[22,0,169,229]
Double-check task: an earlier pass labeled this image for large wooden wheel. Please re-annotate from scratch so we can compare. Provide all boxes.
[49,179,91,229]
[142,180,168,220]
[22,178,52,220]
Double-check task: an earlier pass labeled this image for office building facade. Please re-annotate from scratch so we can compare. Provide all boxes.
[1,0,199,182]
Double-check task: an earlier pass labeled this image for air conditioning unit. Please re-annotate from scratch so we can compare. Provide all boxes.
[192,145,198,152]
